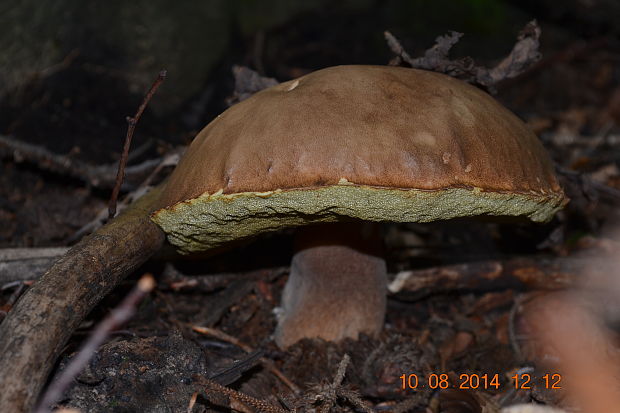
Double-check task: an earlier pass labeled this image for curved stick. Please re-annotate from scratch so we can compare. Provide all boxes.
[0,186,165,412]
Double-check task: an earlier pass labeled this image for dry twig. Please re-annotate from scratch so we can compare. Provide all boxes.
[388,395,426,413]
[228,65,279,105]
[304,354,374,413]
[192,325,300,394]
[557,165,620,201]
[162,265,287,293]
[186,391,199,413]
[67,146,183,243]
[193,375,289,413]
[0,134,163,190]
[385,20,542,92]
[108,69,167,219]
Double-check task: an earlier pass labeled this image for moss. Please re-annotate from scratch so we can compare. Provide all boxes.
[151,182,565,254]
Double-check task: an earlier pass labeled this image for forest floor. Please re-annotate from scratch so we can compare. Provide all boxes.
[1,6,619,413]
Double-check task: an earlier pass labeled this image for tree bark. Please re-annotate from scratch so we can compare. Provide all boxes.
[0,186,165,413]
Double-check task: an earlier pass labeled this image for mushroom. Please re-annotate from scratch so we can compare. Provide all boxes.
[151,65,567,348]
[0,64,568,412]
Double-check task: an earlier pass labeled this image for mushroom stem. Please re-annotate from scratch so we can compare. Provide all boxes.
[275,222,387,348]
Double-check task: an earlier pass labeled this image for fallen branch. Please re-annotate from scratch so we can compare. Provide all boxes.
[0,134,163,190]
[162,265,288,293]
[388,256,612,299]
[3,254,600,298]
[0,186,165,413]
[0,247,69,284]
[385,20,542,92]
[557,165,620,201]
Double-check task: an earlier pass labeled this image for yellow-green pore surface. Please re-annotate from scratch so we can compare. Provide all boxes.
[151,65,567,254]
[154,183,565,254]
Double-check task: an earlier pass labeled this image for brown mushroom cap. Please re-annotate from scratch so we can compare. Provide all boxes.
[152,65,566,254]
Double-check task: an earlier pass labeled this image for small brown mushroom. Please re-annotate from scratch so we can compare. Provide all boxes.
[151,65,567,348]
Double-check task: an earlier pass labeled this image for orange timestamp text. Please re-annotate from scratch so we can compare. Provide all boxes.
[399,373,562,390]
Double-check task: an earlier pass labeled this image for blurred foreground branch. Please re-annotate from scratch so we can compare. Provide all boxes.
[34,274,156,413]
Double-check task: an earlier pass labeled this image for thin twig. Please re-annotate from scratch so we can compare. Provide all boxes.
[68,146,183,243]
[192,325,251,352]
[191,325,300,394]
[6,282,28,307]
[163,265,287,293]
[187,391,199,413]
[137,146,183,188]
[389,395,427,413]
[336,389,374,413]
[332,354,350,387]
[508,294,529,363]
[34,274,156,413]
[305,354,374,413]
[1,280,31,291]
[108,70,167,219]
[37,49,81,80]
[193,375,289,413]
